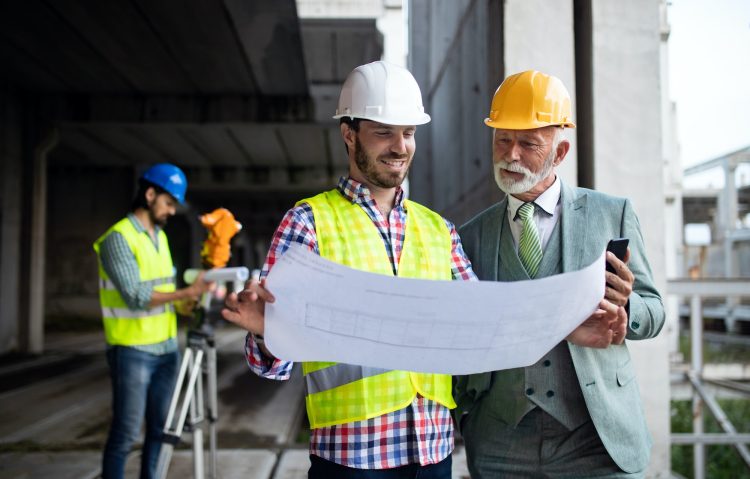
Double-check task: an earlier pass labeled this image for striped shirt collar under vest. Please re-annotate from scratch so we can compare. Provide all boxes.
[126,212,162,250]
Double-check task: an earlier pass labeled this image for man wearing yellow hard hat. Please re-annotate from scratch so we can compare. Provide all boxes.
[454,71,665,477]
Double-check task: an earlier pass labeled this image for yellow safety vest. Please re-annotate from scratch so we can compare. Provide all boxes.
[93,217,177,346]
[300,189,457,428]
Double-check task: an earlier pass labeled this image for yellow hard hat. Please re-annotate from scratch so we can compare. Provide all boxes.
[484,70,576,130]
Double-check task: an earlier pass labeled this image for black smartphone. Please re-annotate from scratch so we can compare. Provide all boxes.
[606,238,629,273]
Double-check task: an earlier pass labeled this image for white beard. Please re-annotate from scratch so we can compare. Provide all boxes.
[493,150,556,195]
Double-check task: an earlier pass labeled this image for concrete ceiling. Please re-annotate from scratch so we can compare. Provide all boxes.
[0,1,383,193]
[0,0,308,95]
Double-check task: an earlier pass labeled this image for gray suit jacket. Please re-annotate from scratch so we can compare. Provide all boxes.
[455,181,665,473]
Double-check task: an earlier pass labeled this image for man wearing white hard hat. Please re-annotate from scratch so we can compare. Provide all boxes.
[222,61,476,478]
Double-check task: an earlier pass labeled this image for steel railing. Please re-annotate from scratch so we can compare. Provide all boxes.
[667,278,750,479]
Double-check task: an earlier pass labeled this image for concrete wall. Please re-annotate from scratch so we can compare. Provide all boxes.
[0,85,22,353]
[409,0,500,225]
[589,1,670,474]
[45,165,134,321]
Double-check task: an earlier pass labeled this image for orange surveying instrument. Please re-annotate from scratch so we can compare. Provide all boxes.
[199,207,243,268]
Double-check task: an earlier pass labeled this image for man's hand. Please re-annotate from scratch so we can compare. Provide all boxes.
[186,271,214,300]
[605,248,634,307]
[566,299,627,348]
[221,278,275,336]
[174,298,197,316]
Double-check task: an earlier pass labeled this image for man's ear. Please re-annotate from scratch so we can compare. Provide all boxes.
[554,139,570,166]
[341,122,356,151]
[145,186,157,203]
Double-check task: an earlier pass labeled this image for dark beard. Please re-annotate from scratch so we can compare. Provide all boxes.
[147,202,168,227]
[354,136,408,189]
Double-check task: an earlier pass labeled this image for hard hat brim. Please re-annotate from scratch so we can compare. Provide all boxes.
[333,112,431,126]
[484,118,576,129]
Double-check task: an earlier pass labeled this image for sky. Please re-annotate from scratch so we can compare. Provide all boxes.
[667,0,750,169]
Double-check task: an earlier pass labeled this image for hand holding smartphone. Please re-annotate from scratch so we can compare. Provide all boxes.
[606,238,629,274]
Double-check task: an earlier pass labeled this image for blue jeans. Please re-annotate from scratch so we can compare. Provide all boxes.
[102,346,179,479]
[309,454,452,479]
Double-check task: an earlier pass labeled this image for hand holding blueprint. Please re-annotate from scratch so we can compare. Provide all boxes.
[264,244,605,375]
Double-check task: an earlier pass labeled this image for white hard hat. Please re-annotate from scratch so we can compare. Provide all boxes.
[333,61,431,126]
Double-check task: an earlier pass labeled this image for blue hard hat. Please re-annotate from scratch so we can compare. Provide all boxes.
[141,163,187,204]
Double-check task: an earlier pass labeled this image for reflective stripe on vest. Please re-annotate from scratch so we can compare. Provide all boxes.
[298,190,456,428]
[100,303,173,319]
[99,276,174,291]
[93,217,177,346]
[305,364,392,394]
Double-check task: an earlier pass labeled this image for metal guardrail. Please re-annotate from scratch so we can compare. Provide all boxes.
[667,278,750,479]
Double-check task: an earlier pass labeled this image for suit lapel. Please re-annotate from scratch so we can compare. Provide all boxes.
[479,198,507,281]
[499,213,531,281]
[561,182,588,273]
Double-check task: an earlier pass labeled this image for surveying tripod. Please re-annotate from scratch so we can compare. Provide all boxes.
[155,267,248,479]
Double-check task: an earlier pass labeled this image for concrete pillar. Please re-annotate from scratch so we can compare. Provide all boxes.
[722,161,739,332]
[590,0,670,474]
[723,161,738,277]
[660,0,683,358]
[377,0,405,66]
[27,128,59,353]
[0,87,22,354]
[503,0,578,185]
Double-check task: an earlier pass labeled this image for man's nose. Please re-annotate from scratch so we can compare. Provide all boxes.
[391,135,408,155]
[507,141,522,161]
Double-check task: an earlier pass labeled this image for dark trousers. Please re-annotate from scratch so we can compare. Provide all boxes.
[309,454,452,479]
[463,408,638,478]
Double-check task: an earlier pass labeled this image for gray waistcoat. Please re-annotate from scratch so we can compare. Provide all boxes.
[482,215,590,430]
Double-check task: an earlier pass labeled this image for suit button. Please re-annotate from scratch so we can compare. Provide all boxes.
[631,321,640,329]
[543,360,551,367]
[546,390,555,398]
[526,388,534,395]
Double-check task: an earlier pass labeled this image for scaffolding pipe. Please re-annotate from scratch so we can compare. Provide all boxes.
[690,294,705,479]
[687,371,750,468]
[672,433,750,445]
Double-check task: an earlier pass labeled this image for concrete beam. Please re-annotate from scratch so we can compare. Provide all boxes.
[32,94,314,124]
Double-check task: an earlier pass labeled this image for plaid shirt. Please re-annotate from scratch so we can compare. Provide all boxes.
[245,176,476,469]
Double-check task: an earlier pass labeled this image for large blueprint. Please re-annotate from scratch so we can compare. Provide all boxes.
[264,243,605,375]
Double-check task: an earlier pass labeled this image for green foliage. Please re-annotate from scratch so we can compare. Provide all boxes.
[671,399,750,478]
[679,334,750,364]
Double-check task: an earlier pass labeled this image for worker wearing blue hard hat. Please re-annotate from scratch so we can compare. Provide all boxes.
[93,163,212,479]
[141,163,188,205]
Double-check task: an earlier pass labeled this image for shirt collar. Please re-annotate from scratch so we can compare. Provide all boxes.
[127,212,161,236]
[507,175,561,219]
[336,175,405,207]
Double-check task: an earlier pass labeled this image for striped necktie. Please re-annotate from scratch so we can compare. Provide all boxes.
[518,202,543,278]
